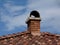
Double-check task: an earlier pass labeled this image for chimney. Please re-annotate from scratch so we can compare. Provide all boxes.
[26,11,41,36]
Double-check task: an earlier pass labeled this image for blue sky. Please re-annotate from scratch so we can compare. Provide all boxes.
[0,0,60,36]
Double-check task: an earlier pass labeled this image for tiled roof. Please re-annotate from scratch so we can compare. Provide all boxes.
[0,31,60,45]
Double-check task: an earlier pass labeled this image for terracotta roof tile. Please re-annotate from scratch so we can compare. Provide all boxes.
[0,31,60,45]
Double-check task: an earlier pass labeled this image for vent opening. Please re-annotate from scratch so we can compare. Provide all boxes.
[30,11,40,18]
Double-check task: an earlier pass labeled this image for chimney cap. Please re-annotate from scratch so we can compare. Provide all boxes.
[30,10,40,18]
[26,10,41,24]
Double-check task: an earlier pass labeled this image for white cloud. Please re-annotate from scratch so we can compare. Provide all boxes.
[4,3,25,12]
[1,11,29,31]
[27,0,57,10]
[0,1,29,31]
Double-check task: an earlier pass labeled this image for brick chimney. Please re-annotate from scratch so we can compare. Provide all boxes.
[26,11,41,36]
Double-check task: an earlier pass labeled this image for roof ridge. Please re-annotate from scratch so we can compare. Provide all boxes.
[0,31,60,40]
[0,30,30,40]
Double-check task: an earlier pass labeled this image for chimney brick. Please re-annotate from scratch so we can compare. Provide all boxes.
[26,11,41,36]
